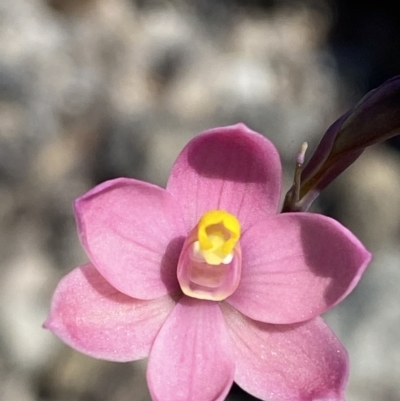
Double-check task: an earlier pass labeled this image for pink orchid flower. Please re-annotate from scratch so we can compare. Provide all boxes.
[45,124,371,401]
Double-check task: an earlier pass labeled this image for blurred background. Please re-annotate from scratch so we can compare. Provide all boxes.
[0,0,400,400]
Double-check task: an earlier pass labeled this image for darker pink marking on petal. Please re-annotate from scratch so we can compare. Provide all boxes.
[228,213,371,324]
[167,124,282,232]
[147,297,234,401]
[44,263,178,362]
[222,304,348,401]
[75,178,187,300]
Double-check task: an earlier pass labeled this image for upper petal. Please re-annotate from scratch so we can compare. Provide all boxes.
[167,124,282,232]
[44,264,177,362]
[75,178,187,299]
[222,304,348,401]
[147,297,234,401]
[227,213,371,324]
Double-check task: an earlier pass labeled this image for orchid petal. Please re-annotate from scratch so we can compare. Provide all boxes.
[147,297,234,401]
[44,264,177,362]
[167,124,282,232]
[222,304,348,401]
[75,178,187,300]
[227,213,371,324]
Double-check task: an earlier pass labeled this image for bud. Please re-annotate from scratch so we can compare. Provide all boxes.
[283,76,400,212]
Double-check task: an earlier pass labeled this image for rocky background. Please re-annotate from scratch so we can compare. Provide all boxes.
[0,0,399,400]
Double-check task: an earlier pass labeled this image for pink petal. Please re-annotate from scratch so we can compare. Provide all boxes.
[75,178,187,300]
[147,297,234,401]
[227,213,371,324]
[44,264,177,362]
[222,304,348,401]
[166,124,282,232]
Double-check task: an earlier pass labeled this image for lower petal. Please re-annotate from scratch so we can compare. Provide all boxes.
[222,304,348,401]
[44,264,177,362]
[147,297,234,401]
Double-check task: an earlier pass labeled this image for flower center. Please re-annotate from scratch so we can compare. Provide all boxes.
[177,210,242,301]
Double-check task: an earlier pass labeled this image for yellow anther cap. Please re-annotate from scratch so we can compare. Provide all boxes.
[196,210,241,265]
